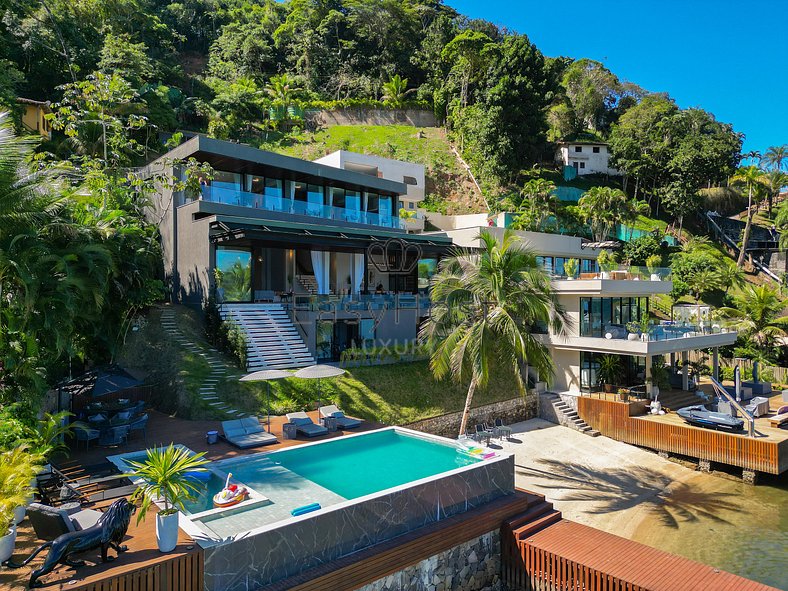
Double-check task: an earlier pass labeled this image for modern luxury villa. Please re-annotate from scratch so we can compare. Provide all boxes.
[6,140,784,591]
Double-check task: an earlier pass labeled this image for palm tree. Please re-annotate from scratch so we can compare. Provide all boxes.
[764,170,788,217]
[578,186,648,241]
[763,145,787,172]
[730,166,768,268]
[513,178,557,231]
[716,263,745,295]
[420,230,567,436]
[381,74,414,108]
[265,73,301,122]
[719,285,788,355]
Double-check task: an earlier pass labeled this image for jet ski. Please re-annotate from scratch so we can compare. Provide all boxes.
[676,405,745,432]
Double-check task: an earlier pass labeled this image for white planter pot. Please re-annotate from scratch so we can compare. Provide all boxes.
[600,271,610,279]
[156,512,179,553]
[650,274,661,281]
[0,526,16,563]
[627,333,639,341]
[13,505,26,525]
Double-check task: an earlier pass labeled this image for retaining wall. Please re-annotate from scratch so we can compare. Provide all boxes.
[306,108,437,128]
[358,530,500,591]
[406,396,536,438]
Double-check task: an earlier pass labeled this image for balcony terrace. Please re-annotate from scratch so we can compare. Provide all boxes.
[549,265,673,296]
[200,186,406,230]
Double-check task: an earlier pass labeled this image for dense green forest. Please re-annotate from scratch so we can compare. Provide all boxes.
[1,0,788,416]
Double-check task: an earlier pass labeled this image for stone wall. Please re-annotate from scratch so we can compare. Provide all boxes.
[306,108,437,128]
[405,396,536,438]
[358,530,501,591]
[538,392,579,429]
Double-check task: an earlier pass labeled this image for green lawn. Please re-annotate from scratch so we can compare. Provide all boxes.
[257,125,464,175]
[220,360,521,425]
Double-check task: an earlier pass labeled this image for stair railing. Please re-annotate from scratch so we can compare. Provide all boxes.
[707,376,755,437]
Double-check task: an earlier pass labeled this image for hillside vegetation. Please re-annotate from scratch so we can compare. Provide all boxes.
[260,125,485,213]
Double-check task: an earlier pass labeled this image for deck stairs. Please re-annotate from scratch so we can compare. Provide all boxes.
[546,393,600,437]
[657,389,711,412]
[220,303,315,370]
[503,493,563,542]
[296,274,318,295]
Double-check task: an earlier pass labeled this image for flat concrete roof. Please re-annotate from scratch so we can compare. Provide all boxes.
[151,136,407,195]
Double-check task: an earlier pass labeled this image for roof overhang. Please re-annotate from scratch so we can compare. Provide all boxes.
[148,136,407,196]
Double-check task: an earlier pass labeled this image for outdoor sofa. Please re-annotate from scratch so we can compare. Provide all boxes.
[285,412,329,437]
[318,405,362,429]
[222,417,278,448]
[26,502,103,541]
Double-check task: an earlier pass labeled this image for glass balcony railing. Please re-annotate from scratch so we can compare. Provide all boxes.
[291,293,431,312]
[198,187,403,230]
[551,265,672,282]
[594,319,736,342]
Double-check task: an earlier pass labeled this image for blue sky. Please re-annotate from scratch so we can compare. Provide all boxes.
[447,0,787,155]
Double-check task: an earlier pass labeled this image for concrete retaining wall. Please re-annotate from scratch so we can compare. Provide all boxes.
[406,396,536,438]
[358,530,501,591]
[306,108,437,128]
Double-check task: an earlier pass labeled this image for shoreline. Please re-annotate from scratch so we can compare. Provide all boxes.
[502,418,788,590]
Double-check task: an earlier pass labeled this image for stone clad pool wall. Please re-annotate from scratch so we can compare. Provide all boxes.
[201,453,514,591]
[357,530,501,591]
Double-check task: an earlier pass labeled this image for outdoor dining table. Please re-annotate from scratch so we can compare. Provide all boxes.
[86,400,135,413]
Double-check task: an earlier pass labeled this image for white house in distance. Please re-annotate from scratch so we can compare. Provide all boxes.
[314,150,426,230]
[555,141,619,176]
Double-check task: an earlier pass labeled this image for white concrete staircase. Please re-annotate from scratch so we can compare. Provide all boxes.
[220,303,315,370]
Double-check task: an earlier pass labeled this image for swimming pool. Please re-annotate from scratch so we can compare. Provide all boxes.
[110,428,514,590]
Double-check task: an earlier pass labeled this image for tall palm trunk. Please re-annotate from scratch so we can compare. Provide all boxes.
[737,186,754,268]
[458,379,477,437]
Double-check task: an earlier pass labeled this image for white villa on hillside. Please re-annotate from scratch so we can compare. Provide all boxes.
[555,141,619,176]
[443,226,737,396]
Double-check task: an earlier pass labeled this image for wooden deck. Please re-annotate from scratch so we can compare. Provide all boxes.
[507,519,780,591]
[2,410,383,591]
[0,498,201,591]
[577,394,788,474]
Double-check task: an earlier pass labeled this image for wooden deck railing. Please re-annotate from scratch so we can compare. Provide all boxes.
[578,396,786,474]
[67,549,203,591]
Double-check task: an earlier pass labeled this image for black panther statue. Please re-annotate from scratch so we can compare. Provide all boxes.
[4,498,134,588]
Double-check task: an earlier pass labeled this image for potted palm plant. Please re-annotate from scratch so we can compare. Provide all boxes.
[597,354,623,393]
[646,255,662,281]
[0,446,37,562]
[597,250,617,279]
[563,258,579,280]
[127,445,209,553]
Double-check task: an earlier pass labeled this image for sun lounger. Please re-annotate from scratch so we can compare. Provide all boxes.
[222,417,278,448]
[319,405,362,429]
[286,412,329,437]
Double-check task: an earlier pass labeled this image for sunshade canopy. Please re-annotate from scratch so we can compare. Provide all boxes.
[240,369,293,382]
[293,365,346,379]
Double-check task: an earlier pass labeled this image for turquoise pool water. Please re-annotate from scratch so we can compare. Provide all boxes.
[231,429,479,500]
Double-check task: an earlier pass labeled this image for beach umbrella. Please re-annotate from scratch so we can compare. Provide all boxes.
[293,364,346,422]
[240,369,292,432]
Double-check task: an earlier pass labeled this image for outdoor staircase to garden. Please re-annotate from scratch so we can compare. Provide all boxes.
[546,393,600,437]
[220,303,315,370]
[159,306,248,418]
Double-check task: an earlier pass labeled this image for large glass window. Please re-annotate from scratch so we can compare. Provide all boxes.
[215,247,251,302]
[580,297,650,337]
